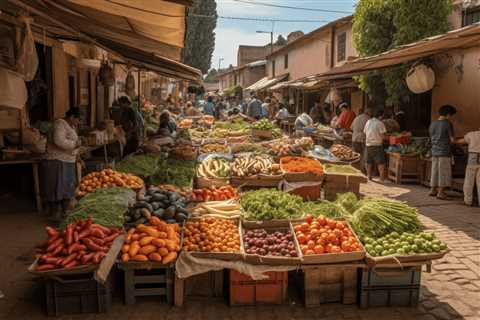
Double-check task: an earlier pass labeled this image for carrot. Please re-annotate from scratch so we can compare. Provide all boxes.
[65,224,74,245]
[78,228,91,239]
[45,226,58,238]
[91,228,106,239]
[64,260,79,269]
[67,243,86,255]
[42,257,60,265]
[81,252,95,264]
[82,239,106,252]
[47,238,63,252]
[36,264,56,271]
[51,244,64,257]
[92,252,105,264]
[103,232,119,243]
[61,253,78,266]
[90,237,105,246]
[92,224,111,235]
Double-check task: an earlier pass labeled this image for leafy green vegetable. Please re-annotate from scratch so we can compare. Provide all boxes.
[151,158,196,188]
[240,189,304,221]
[214,119,250,131]
[62,187,135,228]
[116,154,161,178]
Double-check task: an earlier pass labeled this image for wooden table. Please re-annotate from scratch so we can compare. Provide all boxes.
[0,159,42,214]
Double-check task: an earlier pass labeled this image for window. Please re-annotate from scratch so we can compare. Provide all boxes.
[464,8,480,26]
[337,32,347,62]
[284,54,288,69]
[272,60,276,77]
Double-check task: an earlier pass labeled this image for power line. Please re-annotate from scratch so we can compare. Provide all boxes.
[190,13,328,23]
[232,0,352,14]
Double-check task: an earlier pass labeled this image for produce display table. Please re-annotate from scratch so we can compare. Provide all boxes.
[0,158,42,213]
[387,152,421,184]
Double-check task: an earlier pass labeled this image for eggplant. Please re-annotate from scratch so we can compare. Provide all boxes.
[169,192,180,202]
[176,207,190,215]
[153,208,165,218]
[175,212,187,223]
[165,219,177,224]
[134,201,153,212]
[147,187,161,195]
[132,210,142,220]
[136,217,148,225]
[144,195,152,202]
[151,194,168,202]
[164,206,176,219]
[140,208,152,219]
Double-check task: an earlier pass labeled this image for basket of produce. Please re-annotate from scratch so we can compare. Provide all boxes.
[268,137,314,158]
[191,185,238,202]
[200,143,231,155]
[292,215,365,264]
[178,118,193,129]
[125,186,190,228]
[191,200,242,219]
[242,221,301,266]
[183,217,243,261]
[280,156,324,182]
[240,189,305,227]
[231,154,283,186]
[362,231,449,266]
[119,217,181,265]
[30,218,124,274]
[323,164,368,184]
[330,144,360,163]
[196,156,231,188]
[76,169,144,198]
[251,119,274,138]
[170,144,198,161]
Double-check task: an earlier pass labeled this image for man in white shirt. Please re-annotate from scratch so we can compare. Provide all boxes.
[364,109,387,181]
[351,108,372,173]
[457,129,480,206]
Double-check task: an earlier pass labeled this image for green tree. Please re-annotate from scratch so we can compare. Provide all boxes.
[353,0,452,106]
[183,0,217,74]
[204,68,218,83]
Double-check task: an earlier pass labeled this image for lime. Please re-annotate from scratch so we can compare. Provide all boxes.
[432,239,441,246]
[381,250,389,256]
[365,244,373,252]
[439,243,447,250]
[390,231,400,238]
[397,248,406,255]
[407,236,415,244]
[432,244,440,252]
[375,245,384,252]
[403,245,412,253]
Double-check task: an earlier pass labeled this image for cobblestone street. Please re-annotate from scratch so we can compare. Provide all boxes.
[0,182,478,320]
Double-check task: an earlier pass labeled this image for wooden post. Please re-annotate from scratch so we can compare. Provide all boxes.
[137,68,141,99]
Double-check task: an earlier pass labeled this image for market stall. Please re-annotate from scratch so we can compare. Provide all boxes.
[25,116,450,315]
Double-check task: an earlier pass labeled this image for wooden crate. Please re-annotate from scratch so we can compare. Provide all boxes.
[117,262,174,305]
[387,153,421,184]
[299,265,358,307]
[175,270,225,307]
[323,180,360,201]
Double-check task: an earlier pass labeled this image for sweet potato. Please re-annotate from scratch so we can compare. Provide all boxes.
[158,247,169,257]
[162,252,177,265]
[139,245,156,255]
[139,236,154,246]
[164,239,176,252]
[152,239,166,248]
[121,244,130,254]
[132,254,148,262]
[129,241,140,257]
[148,252,162,262]
[121,253,130,262]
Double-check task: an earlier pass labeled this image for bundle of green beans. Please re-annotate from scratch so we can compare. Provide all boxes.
[349,198,421,239]
[61,187,136,228]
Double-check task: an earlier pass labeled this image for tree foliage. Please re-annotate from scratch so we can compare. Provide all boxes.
[183,0,217,74]
[353,0,453,106]
[204,68,218,83]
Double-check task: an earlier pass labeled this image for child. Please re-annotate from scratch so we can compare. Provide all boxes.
[457,129,480,206]
[429,105,457,200]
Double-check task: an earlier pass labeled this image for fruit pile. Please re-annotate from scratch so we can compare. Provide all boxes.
[77,169,144,197]
[243,229,298,257]
[191,185,238,202]
[363,231,448,257]
[294,215,363,255]
[183,218,240,253]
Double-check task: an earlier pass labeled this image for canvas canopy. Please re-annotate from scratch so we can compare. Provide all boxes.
[245,74,289,92]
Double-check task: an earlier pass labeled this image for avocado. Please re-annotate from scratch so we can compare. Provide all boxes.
[164,205,177,219]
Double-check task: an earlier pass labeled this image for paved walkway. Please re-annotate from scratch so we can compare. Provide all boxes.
[0,182,478,320]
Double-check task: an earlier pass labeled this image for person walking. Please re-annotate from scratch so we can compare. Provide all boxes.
[203,96,215,116]
[364,109,387,181]
[42,107,81,221]
[247,92,262,120]
[429,104,457,200]
[351,108,372,173]
[457,128,480,206]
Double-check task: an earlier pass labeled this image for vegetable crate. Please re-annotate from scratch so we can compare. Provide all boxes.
[117,262,174,305]
[251,129,272,139]
[358,266,421,308]
[387,152,421,184]
[286,184,322,201]
[298,265,357,307]
[43,271,113,316]
[322,180,360,202]
[229,270,288,306]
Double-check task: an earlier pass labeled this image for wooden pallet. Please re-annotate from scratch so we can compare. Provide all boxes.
[117,262,174,305]
[387,152,421,184]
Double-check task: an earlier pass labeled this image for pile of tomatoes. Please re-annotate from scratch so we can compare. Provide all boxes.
[191,185,238,202]
[294,215,363,255]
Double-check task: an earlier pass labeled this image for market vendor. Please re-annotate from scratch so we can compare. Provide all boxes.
[41,107,81,221]
[309,101,324,124]
[246,92,263,120]
[184,101,201,117]
[113,96,139,155]
[457,128,480,206]
[335,102,356,130]
[157,111,177,138]
[294,113,314,136]
[429,104,457,200]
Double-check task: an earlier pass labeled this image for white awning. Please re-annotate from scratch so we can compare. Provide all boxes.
[245,74,289,91]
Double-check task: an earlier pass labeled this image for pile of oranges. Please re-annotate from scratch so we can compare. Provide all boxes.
[183,218,240,253]
[77,169,144,197]
[294,215,363,255]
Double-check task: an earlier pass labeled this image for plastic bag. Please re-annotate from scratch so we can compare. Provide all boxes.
[16,18,38,81]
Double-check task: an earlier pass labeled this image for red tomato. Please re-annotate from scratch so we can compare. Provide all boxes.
[300,223,310,232]
[320,232,329,240]
[301,245,309,254]
[343,229,353,237]
[316,215,326,226]
[333,229,343,238]
[319,228,327,234]
[297,234,306,244]
[330,245,342,254]
[316,238,327,246]
[310,222,320,230]
[327,233,337,244]
[310,229,320,239]
[314,245,325,254]
[340,236,349,242]
[341,241,351,252]
[294,225,303,233]
[324,225,331,231]
[305,214,314,224]
[307,240,315,250]
[305,234,313,242]
[325,243,333,253]
[305,249,315,255]
[336,222,345,230]
[327,219,337,229]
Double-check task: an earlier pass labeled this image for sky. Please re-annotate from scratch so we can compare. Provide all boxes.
[212,0,358,71]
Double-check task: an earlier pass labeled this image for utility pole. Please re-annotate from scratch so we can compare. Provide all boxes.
[218,57,224,71]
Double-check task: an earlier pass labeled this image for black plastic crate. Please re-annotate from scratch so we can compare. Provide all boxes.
[359,286,420,308]
[360,267,421,288]
[44,273,112,316]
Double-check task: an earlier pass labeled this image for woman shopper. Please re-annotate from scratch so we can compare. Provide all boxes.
[429,104,457,200]
[42,107,81,221]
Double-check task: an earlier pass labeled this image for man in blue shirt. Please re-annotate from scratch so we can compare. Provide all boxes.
[247,92,262,120]
[429,104,456,200]
[203,96,215,116]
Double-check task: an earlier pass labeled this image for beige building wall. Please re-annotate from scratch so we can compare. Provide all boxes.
[333,22,357,67]
[431,46,480,137]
